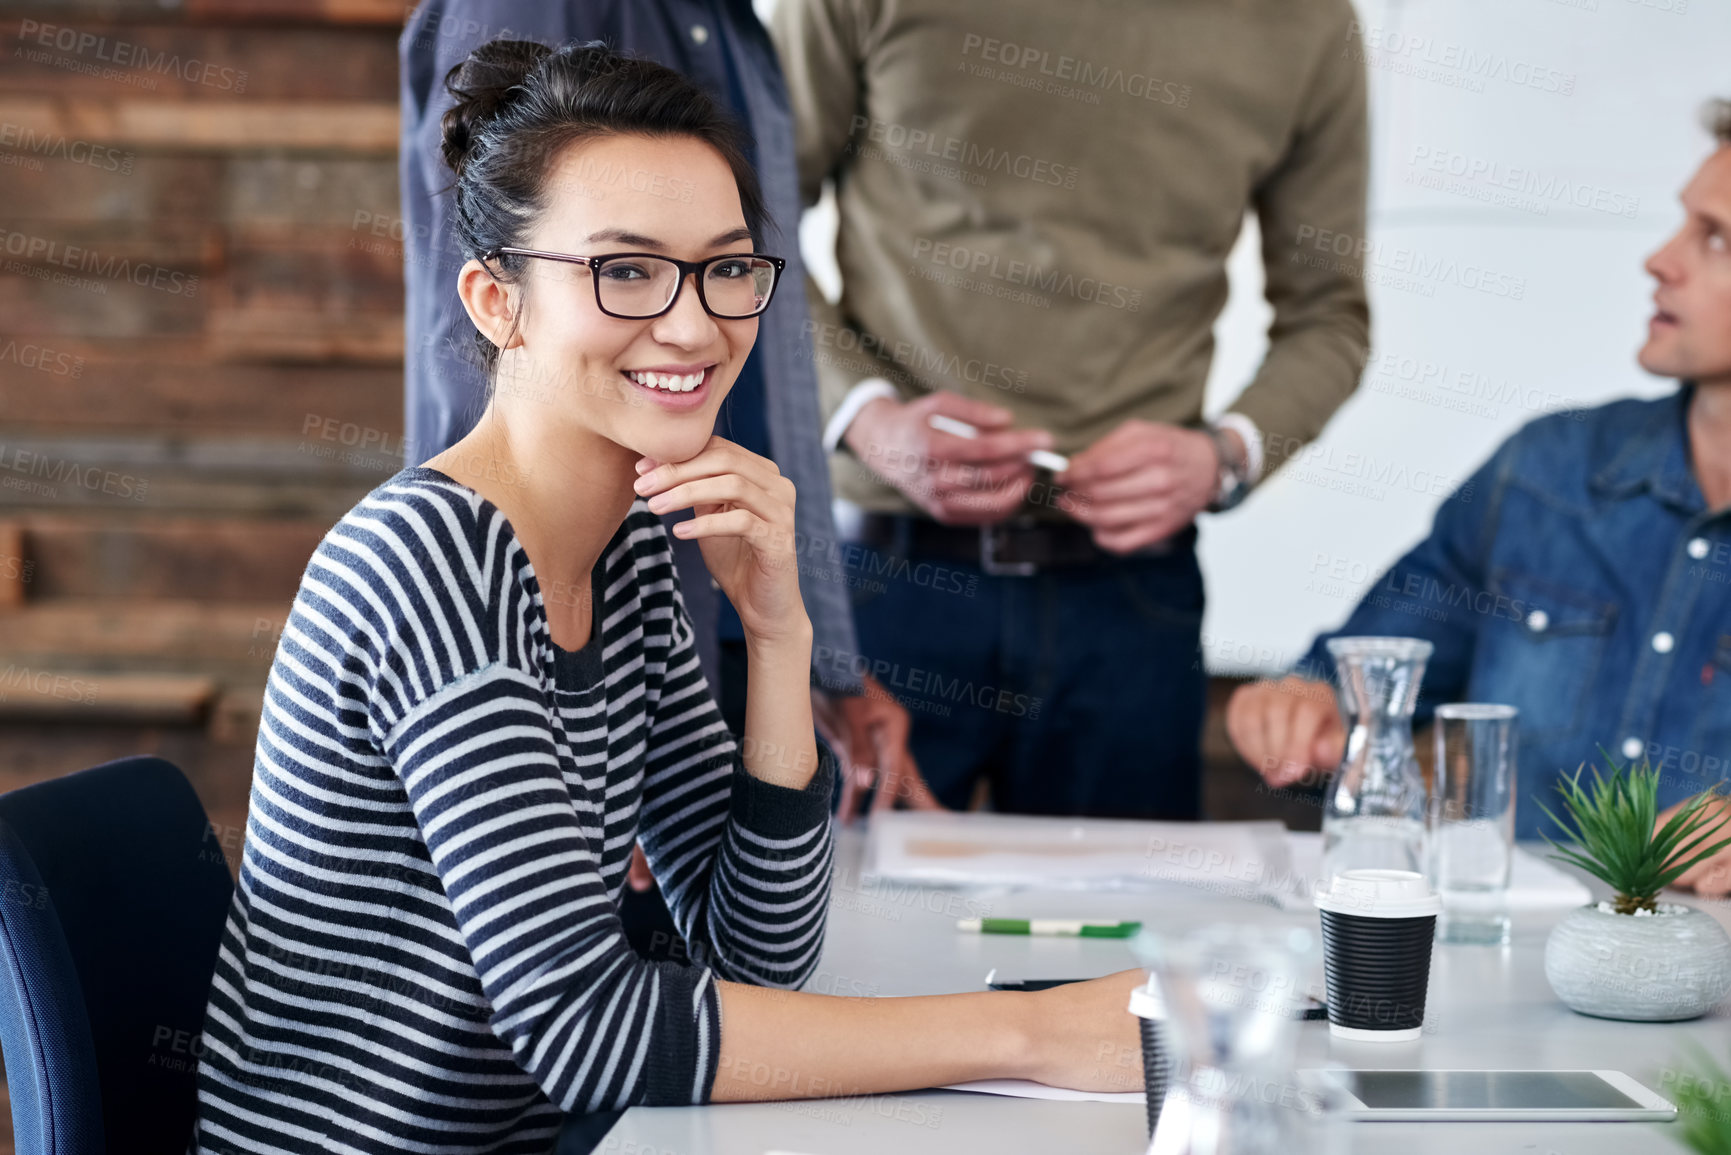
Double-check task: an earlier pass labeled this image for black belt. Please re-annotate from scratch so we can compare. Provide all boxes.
[852,513,1194,576]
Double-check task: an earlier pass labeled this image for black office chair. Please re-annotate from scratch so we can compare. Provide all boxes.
[0,755,237,1154]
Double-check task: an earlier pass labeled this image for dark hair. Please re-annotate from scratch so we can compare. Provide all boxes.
[440,38,771,377]
[1709,98,1731,146]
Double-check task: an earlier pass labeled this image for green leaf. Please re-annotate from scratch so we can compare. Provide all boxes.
[1672,1041,1731,1155]
[1538,753,1728,907]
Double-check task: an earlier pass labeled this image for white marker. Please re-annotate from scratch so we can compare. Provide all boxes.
[926,413,1070,473]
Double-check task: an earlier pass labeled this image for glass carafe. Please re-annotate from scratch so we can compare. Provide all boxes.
[1140,925,1329,1155]
[1320,636,1433,885]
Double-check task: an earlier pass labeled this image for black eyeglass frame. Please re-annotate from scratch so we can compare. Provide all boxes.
[482,246,786,320]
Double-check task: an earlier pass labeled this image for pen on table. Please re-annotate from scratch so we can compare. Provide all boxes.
[984,966,1331,1012]
[984,969,1086,992]
[957,918,1143,938]
[926,413,1071,473]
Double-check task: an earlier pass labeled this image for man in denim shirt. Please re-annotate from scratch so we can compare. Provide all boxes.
[1228,102,1731,891]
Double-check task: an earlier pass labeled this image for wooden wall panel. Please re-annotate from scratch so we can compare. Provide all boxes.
[20,514,330,601]
[0,154,225,222]
[0,347,403,435]
[0,1,410,25]
[0,98,398,151]
[0,23,400,101]
[0,270,208,340]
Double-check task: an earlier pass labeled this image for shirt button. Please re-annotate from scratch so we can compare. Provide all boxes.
[1622,736,1644,761]
[1525,609,1550,633]
[1689,537,1711,560]
[709,577,720,591]
[1652,631,1675,654]
[690,23,710,45]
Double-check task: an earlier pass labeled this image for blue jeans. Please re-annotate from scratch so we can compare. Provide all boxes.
[833,523,1206,819]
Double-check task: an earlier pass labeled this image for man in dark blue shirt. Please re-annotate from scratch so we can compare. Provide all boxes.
[399,0,936,820]
[1227,101,1731,887]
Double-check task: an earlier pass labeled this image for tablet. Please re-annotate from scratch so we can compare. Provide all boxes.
[1306,1069,1676,1122]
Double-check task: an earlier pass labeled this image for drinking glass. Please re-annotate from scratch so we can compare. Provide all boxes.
[1428,703,1518,945]
[1320,637,1433,884]
[1137,925,1334,1155]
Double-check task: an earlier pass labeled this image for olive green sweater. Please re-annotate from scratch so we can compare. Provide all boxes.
[771,0,1371,513]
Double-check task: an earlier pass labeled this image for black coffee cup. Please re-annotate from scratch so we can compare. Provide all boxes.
[1127,982,1168,1133]
[1315,869,1441,1042]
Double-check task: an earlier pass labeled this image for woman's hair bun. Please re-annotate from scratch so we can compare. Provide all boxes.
[440,39,554,178]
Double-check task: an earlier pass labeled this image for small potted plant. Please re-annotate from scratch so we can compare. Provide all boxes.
[1539,753,1731,1021]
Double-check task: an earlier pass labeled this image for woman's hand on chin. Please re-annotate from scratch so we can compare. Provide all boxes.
[634,435,810,646]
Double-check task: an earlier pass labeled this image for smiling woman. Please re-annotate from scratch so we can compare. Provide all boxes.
[187,39,1140,1155]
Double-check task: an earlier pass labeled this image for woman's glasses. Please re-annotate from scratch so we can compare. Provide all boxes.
[484,247,785,320]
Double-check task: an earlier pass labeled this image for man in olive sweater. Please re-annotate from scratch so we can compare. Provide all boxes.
[772,0,1370,817]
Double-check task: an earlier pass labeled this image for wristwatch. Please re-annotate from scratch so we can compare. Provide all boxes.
[1202,421,1252,513]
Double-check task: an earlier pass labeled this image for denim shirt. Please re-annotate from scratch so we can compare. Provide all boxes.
[1301,386,1731,839]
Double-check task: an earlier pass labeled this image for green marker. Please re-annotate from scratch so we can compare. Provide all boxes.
[956,918,1142,939]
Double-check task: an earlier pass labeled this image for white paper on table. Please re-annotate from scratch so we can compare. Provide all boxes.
[1283,832,1593,909]
[865,811,1302,906]
[943,1078,1146,1104]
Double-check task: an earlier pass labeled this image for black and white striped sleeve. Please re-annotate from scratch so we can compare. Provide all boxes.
[634,581,838,991]
[378,663,722,1112]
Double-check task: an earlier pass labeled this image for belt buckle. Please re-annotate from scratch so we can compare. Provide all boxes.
[980,522,1038,577]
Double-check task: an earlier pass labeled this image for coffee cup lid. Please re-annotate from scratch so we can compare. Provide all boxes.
[1127,981,1165,1020]
[1315,869,1442,918]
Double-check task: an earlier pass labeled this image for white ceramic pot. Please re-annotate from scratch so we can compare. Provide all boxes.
[1544,902,1731,1021]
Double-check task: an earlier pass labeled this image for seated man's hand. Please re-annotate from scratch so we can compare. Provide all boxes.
[1660,795,1731,898]
[844,393,1051,526]
[1055,419,1223,554]
[1224,676,1345,789]
[815,674,946,822]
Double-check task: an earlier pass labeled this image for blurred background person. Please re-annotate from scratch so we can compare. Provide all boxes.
[772,0,1370,818]
[399,0,937,824]
[1227,99,1731,872]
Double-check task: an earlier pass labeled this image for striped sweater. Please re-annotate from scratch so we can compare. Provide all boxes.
[192,466,836,1154]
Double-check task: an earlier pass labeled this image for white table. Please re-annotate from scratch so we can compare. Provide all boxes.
[599,826,1727,1154]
